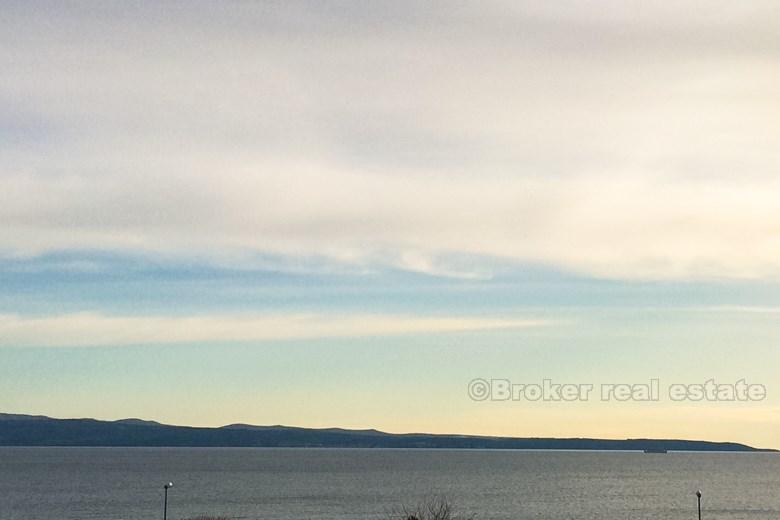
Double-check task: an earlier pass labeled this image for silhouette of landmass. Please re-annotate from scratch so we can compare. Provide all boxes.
[0,413,774,451]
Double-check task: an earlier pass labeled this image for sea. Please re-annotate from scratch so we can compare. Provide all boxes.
[0,448,778,520]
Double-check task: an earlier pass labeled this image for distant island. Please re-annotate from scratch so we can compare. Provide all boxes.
[0,413,775,451]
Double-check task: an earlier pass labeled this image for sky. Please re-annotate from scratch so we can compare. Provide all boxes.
[1,1,779,448]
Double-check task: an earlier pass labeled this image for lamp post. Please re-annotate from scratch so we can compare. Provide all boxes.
[696,490,702,520]
[163,482,174,520]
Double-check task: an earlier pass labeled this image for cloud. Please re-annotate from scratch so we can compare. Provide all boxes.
[0,312,546,347]
[1,1,779,280]
[689,306,780,314]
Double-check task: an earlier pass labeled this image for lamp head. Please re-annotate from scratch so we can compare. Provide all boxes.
[164,482,173,489]
[696,490,702,498]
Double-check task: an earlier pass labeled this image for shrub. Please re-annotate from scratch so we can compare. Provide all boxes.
[392,496,474,520]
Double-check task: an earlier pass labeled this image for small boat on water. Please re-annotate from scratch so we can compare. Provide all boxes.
[643,448,668,453]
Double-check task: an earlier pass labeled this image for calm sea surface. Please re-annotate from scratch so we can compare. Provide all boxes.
[0,448,778,520]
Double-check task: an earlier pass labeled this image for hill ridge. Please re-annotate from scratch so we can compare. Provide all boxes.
[0,413,774,451]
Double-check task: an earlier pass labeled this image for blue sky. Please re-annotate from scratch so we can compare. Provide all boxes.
[1,1,779,447]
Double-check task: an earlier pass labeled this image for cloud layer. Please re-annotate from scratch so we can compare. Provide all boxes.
[2,1,779,279]
[0,312,544,347]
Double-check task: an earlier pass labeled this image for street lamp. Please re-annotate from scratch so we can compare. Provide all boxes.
[695,490,702,520]
[163,482,174,520]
